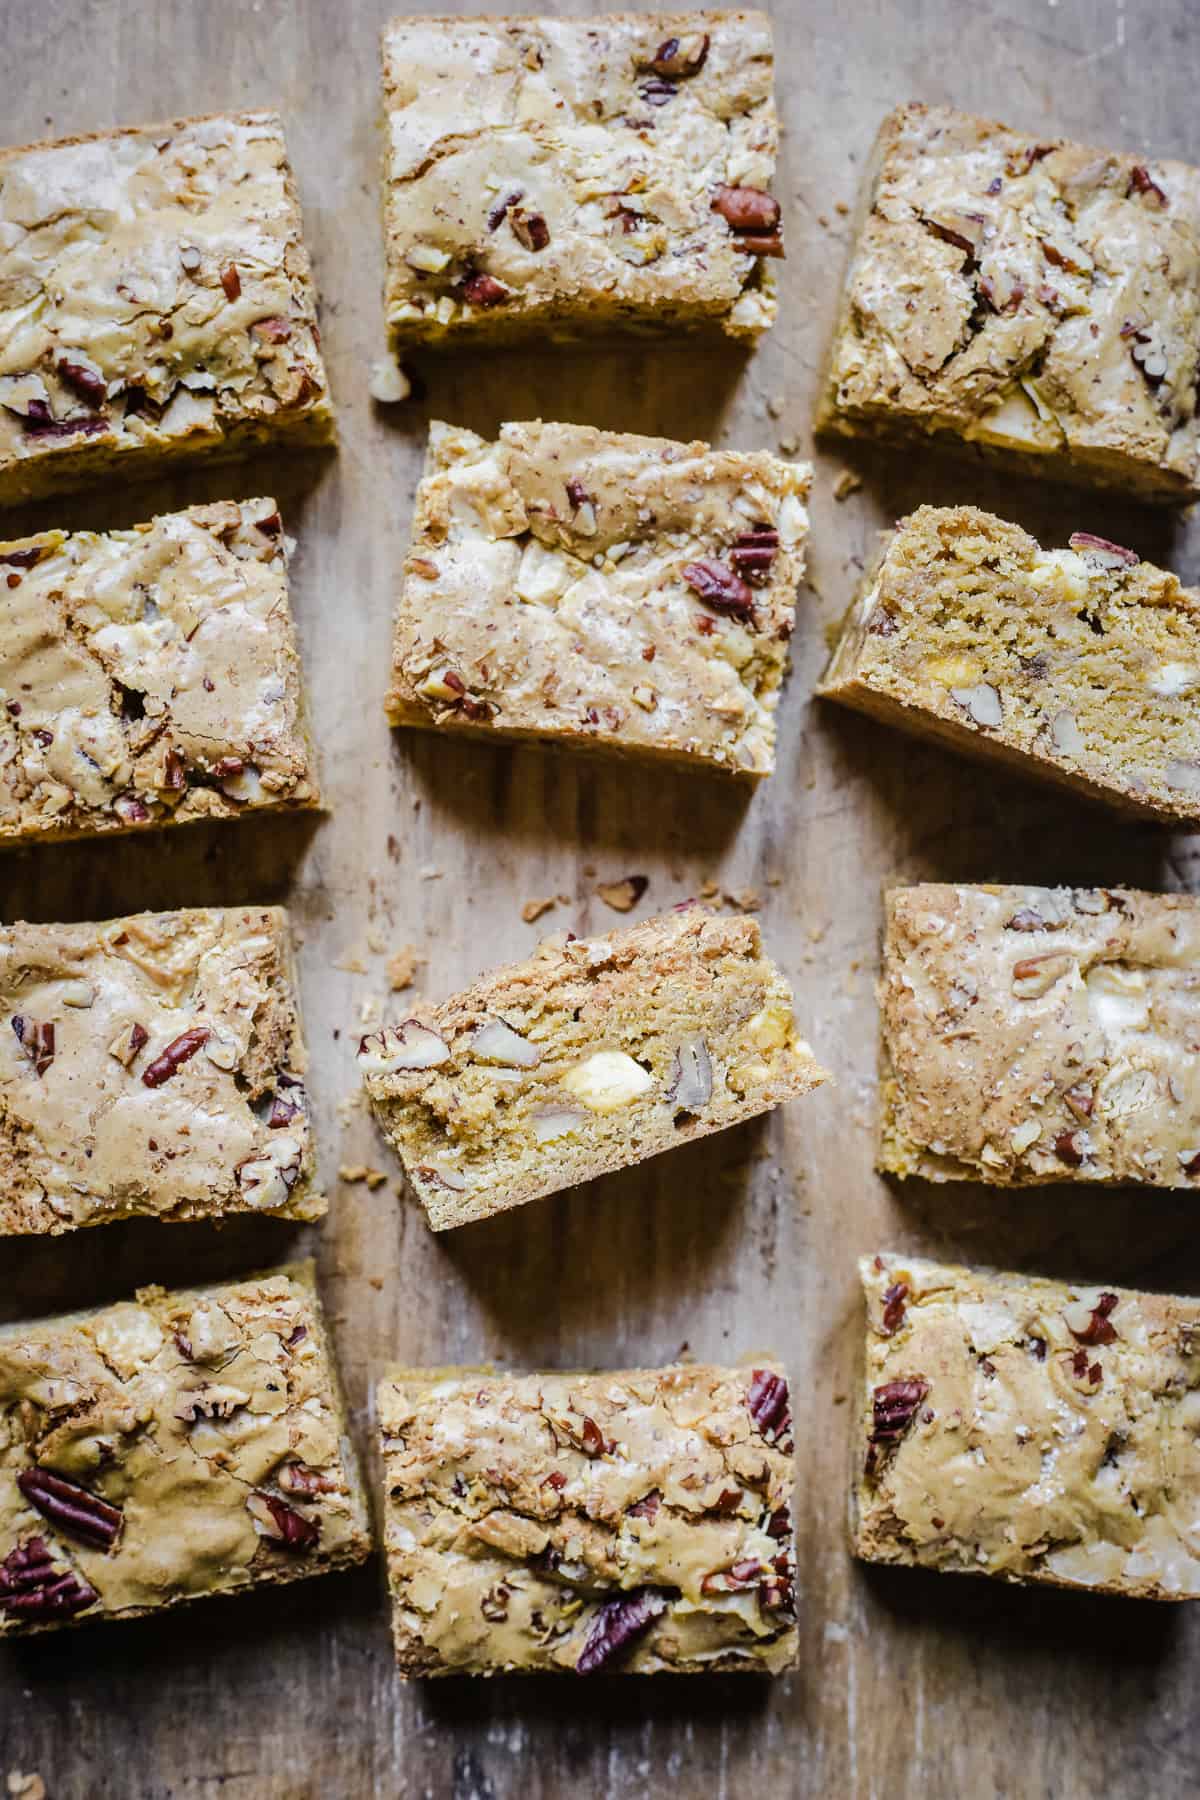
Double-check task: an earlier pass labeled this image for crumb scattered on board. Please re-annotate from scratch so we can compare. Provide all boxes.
[833,469,863,500]
[522,896,556,923]
[386,945,420,990]
[7,1777,46,1800]
[596,874,649,913]
[338,1165,389,1190]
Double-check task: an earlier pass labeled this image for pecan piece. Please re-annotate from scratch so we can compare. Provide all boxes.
[511,210,550,252]
[11,1016,54,1077]
[57,358,108,408]
[278,1462,340,1499]
[17,399,110,440]
[627,1490,661,1521]
[246,1491,319,1552]
[0,1537,98,1622]
[880,1281,908,1335]
[17,1468,123,1550]
[1127,164,1167,206]
[142,1025,211,1087]
[712,185,781,234]
[486,189,524,231]
[729,527,779,585]
[646,32,709,77]
[456,271,510,309]
[1064,1291,1119,1346]
[252,316,292,344]
[683,558,755,622]
[746,1369,791,1444]
[1054,1129,1086,1167]
[1067,532,1139,568]
[639,77,678,104]
[865,1377,929,1475]
[220,262,242,300]
[578,1415,615,1458]
[576,1589,667,1674]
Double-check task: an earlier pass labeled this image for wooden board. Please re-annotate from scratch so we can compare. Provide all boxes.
[3,2,1200,1795]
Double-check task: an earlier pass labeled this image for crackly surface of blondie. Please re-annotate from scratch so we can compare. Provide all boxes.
[855,1253,1200,1599]
[880,883,1200,1188]
[381,12,780,348]
[819,505,1200,822]
[359,905,826,1229]
[819,104,1200,500]
[0,906,323,1235]
[0,1265,371,1635]
[380,1360,796,1673]
[0,498,318,844]
[387,420,810,776]
[0,112,333,503]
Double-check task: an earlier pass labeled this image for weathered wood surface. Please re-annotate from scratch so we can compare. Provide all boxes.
[3,1,1200,1794]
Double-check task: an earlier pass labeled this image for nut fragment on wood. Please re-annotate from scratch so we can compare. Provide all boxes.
[597,875,649,913]
[386,945,421,991]
[521,896,556,923]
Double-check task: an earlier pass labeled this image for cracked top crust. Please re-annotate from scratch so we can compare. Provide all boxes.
[0,111,334,504]
[0,906,324,1236]
[820,104,1200,500]
[880,883,1200,1189]
[386,420,810,776]
[0,497,318,845]
[379,1361,796,1674]
[381,12,780,345]
[856,1253,1200,1599]
[0,1264,372,1636]
[818,505,1200,823]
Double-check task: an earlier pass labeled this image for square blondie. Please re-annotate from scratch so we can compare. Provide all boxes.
[0,1264,372,1636]
[359,904,826,1230]
[855,1253,1200,1600]
[879,883,1200,1189]
[819,505,1200,823]
[0,498,319,845]
[0,905,324,1235]
[818,104,1200,501]
[387,420,810,777]
[380,12,781,352]
[0,112,334,504]
[379,1360,797,1674]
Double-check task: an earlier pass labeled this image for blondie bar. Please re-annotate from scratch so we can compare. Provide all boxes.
[819,505,1200,822]
[0,1264,372,1636]
[359,905,825,1230]
[0,112,333,505]
[380,12,781,352]
[855,1253,1200,1599]
[817,104,1200,501]
[879,883,1200,1188]
[0,906,323,1235]
[0,497,318,845]
[379,1360,796,1674]
[386,421,810,777]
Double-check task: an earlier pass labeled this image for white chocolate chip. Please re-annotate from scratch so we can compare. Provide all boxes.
[561,1050,654,1113]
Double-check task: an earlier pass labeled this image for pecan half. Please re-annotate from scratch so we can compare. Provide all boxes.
[729,527,779,585]
[17,1468,122,1550]
[576,1588,667,1674]
[11,1016,54,1077]
[0,1537,98,1622]
[746,1369,791,1444]
[865,1377,929,1475]
[142,1025,211,1087]
[683,559,755,622]
[246,1491,320,1552]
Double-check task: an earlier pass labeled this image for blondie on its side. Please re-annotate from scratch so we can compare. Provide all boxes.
[387,420,810,777]
[0,112,334,505]
[819,505,1200,823]
[379,1360,796,1675]
[817,104,1200,501]
[380,12,780,353]
[879,883,1200,1189]
[0,906,324,1236]
[0,1264,372,1637]
[0,499,319,846]
[855,1253,1200,1600]
[359,904,826,1230]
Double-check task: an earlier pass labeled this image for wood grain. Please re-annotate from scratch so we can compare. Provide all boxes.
[2,1,1199,1795]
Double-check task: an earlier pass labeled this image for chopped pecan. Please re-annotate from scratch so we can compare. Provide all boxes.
[246,1491,319,1551]
[639,77,678,104]
[1068,532,1139,568]
[0,547,43,570]
[17,399,110,440]
[627,1489,661,1520]
[57,358,108,408]
[1053,1129,1086,1167]
[579,1416,615,1458]
[17,1468,123,1550]
[220,262,242,300]
[11,1016,54,1077]
[683,558,755,622]
[866,1377,929,1475]
[486,189,524,231]
[729,527,779,585]
[456,271,510,309]
[1064,1082,1094,1120]
[1065,1292,1119,1346]
[1005,907,1046,931]
[646,33,709,77]
[0,1537,98,1622]
[142,1025,211,1087]
[746,1369,791,1444]
[1127,164,1167,206]
[576,1588,667,1674]
[511,210,550,252]
[252,316,293,344]
[880,1282,908,1335]
[278,1462,340,1498]
[712,186,781,234]
[481,1581,511,1622]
